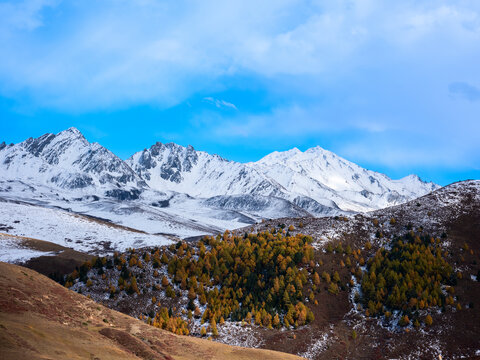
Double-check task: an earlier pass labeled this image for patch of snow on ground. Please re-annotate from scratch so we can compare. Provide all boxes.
[298,324,335,359]
[400,338,443,360]
[215,322,264,348]
[0,200,173,255]
[0,235,55,263]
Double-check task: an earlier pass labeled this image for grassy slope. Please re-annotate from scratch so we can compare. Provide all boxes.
[0,262,303,360]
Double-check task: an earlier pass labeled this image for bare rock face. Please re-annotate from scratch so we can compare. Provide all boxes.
[133,143,199,184]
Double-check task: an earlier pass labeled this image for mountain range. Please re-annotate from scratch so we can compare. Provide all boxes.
[1,128,478,360]
[127,141,438,213]
[0,127,439,240]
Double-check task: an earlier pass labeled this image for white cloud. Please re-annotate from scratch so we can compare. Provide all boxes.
[0,0,479,111]
[406,5,479,33]
[338,135,480,171]
[0,0,479,109]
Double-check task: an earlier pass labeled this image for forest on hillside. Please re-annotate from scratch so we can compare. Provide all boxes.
[64,223,462,337]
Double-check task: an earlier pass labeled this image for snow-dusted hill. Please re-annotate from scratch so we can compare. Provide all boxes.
[0,127,440,241]
[243,180,480,251]
[0,198,173,256]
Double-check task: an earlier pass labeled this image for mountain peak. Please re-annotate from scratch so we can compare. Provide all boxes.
[402,174,422,182]
[306,145,324,152]
[397,174,439,192]
[57,127,85,139]
[304,145,335,157]
[257,147,302,164]
[0,127,144,192]
[147,141,195,152]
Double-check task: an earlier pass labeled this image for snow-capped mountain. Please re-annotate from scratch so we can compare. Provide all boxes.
[252,146,439,212]
[127,142,281,198]
[0,127,145,199]
[0,127,440,240]
[127,141,439,213]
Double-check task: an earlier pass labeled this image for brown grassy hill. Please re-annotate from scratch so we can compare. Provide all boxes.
[0,261,303,360]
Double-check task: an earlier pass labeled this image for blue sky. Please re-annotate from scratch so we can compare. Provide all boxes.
[0,0,479,186]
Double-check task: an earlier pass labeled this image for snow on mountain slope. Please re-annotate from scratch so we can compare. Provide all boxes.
[203,194,311,219]
[0,127,145,199]
[0,180,255,239]
[128,142,439,213]
[0,128,440,241]
[253,146,439,212]
[127,142,281,198]
[0,198,173,255]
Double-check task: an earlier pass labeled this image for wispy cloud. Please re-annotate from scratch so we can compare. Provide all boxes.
[203,97,238,110]
[449,82,480,101]
[0,0,58,32]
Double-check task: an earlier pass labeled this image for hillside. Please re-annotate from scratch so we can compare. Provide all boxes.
[239,180,480,358]
[0,261,303,360]
[65,180,480,359]
[0,198,174,255]
[0,232,92,279]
